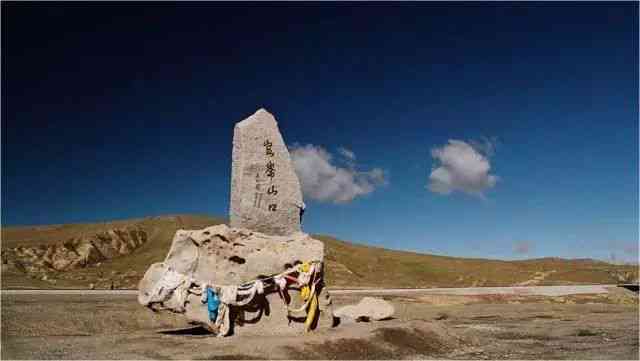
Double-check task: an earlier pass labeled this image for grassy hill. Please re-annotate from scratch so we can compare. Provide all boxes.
[319,235,637,287]
[1,215,223,289]
[1,215,637,289]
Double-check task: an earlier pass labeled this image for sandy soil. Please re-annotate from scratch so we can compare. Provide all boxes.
[2,291,638,360]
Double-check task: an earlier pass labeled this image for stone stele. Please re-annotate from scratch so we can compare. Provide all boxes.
[229,108,304,236]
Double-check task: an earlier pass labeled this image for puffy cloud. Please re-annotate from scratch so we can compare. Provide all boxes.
[623,243,639,256]
[513,240,532,254]
[290,144,386,203]
[607,240,639,254]
[469,136,498,157]
[338,147,356,161]
[428,139,499,197]
[607,240,639,264]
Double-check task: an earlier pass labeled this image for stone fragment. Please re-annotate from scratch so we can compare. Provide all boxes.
[334,297,394,321]
[229,108,304,236]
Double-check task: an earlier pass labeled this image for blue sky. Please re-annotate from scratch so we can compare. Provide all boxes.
[2,3,638,262]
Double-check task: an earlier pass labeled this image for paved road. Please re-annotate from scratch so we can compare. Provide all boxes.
[330,285,616,297]
[1,284,617,297]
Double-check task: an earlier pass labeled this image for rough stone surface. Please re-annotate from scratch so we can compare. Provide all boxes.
[334,297,394,321]
[229,108,304,236]
[138,224,334,335]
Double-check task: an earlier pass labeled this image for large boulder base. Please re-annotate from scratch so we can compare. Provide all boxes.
[138,224,334,335]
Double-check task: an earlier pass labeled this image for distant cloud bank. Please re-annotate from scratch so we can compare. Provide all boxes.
[290,144,386,203]
[428,139,499,197]
[607,240,639,264]
[513,240,532,255]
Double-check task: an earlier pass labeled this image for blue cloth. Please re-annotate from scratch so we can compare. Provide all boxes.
[206,287,220,321]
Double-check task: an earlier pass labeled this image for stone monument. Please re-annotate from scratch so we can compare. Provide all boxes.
[138,108,333,336]
[229,108,304,236]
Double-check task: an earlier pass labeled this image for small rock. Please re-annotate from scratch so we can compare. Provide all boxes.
[334,297,394,321]
[435,312,449,320]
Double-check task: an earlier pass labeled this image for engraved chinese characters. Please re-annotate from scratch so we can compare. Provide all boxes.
[229,109,304,236]
[264,140,278,210]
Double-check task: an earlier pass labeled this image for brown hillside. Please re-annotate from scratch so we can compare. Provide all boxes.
[1,215,637,289]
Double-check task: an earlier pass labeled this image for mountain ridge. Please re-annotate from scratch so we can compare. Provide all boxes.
[1,214,637,289]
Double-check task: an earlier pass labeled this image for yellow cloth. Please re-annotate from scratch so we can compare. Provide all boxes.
[300,285,310,301]
[300,262,310,273]
[304,293,318,332]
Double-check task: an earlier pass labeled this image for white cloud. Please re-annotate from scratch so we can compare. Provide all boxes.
[607,240,639,264]
[338,147,356,161]
[470,136,498,157]
[428,139,499,197]
[290,144,386,203]
[623,243,639,256]
[513,240,532,254]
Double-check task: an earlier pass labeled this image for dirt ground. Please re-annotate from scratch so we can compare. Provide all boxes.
[2,289,638,360]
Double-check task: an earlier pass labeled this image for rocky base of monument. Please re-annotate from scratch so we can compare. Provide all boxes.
[138,224,335,336]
